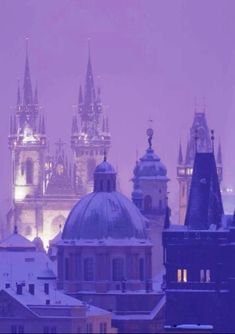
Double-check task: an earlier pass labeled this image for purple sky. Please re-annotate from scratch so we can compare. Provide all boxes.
[1,0,235,218]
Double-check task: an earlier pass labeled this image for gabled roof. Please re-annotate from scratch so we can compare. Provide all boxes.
[0,230,36,250]
[185,152,223,230]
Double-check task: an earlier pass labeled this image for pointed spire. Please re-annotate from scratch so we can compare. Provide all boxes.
[34,82,38,105]
[185,140,190,165]
[217,139,222,165]
[105,116,109,133]
[72,115,78,134]
[23,38,33,106]
[102,116,105,133]
[41,116,45,134]
[10,116,13,135]
[84,39,95,105]
[178,140,183,165]
[17,80,21,106]
[78,85,83,104]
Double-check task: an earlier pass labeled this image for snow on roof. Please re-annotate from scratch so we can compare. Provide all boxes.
[0,232,36,250]
[62,191,149,240]
[2,286,110,317]
[59,237,152,247]
[0,251,56,285]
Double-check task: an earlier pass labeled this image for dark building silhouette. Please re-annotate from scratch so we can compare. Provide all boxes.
[163,142,235,333]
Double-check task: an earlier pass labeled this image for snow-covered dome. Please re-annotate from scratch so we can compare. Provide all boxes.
[94,159,115,174]
[62,191,148,240]
[136,147,167,178]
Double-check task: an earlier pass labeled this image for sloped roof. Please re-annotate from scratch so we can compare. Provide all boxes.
[0,231,36,250]
[185,152,223,230]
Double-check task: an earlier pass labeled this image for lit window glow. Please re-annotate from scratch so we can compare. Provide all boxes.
[177,269,187,283]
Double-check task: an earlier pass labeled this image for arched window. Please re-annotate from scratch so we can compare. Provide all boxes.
[84,258,94,281]
[139,258,145,281]
[144,195,152,212]
[112,258,124,281]
[26,158,33,185]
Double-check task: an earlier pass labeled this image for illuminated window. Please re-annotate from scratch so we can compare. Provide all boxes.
[178,168,185,176]
[84,258,94,281]
[25,158,33,184]
[177,269,187,282]
[200,269,211,283]
[112,258,124,281]
[144,195,152,212]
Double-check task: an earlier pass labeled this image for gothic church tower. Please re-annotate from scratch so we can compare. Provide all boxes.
[8,44,46,238]
[177,102,223,225]
[71,47,111,196]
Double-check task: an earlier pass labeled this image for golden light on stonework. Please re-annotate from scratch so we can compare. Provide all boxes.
[14,187,27,201]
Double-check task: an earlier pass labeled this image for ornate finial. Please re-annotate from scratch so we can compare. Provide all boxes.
[195,128,198,153]
[14,225,18,234]
[211,129,215,153]
[146,119,154,149]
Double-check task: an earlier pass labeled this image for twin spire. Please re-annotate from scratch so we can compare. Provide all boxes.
[17,39,38,108]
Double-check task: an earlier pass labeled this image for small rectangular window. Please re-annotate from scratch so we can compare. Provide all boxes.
[177,269,187,282]
[200,269,211,283]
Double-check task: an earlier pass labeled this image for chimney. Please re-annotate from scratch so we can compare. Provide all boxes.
[29,284,35,295]
[16,284,23,295]
[44,283,49,295]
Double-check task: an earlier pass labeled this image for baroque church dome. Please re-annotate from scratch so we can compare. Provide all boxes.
[62,158,148,240]
[134,127,167,179]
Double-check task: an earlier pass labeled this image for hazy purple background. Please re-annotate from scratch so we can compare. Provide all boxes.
[0,0,235,219]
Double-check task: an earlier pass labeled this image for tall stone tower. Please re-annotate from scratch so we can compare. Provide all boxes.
[177,102,223,225]
[71,47,111,196]
[132,125,169,278]
[8,45,46,238]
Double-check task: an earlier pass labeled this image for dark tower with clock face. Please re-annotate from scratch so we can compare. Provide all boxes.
[177,102,223,225]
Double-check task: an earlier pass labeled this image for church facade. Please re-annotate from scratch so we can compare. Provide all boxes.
[6,45,110,246]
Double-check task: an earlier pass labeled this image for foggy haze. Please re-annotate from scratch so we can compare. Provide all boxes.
[0,0,234,219]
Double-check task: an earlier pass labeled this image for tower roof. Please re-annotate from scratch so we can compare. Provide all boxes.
[23,41,33,106]
[185,152,223,230]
